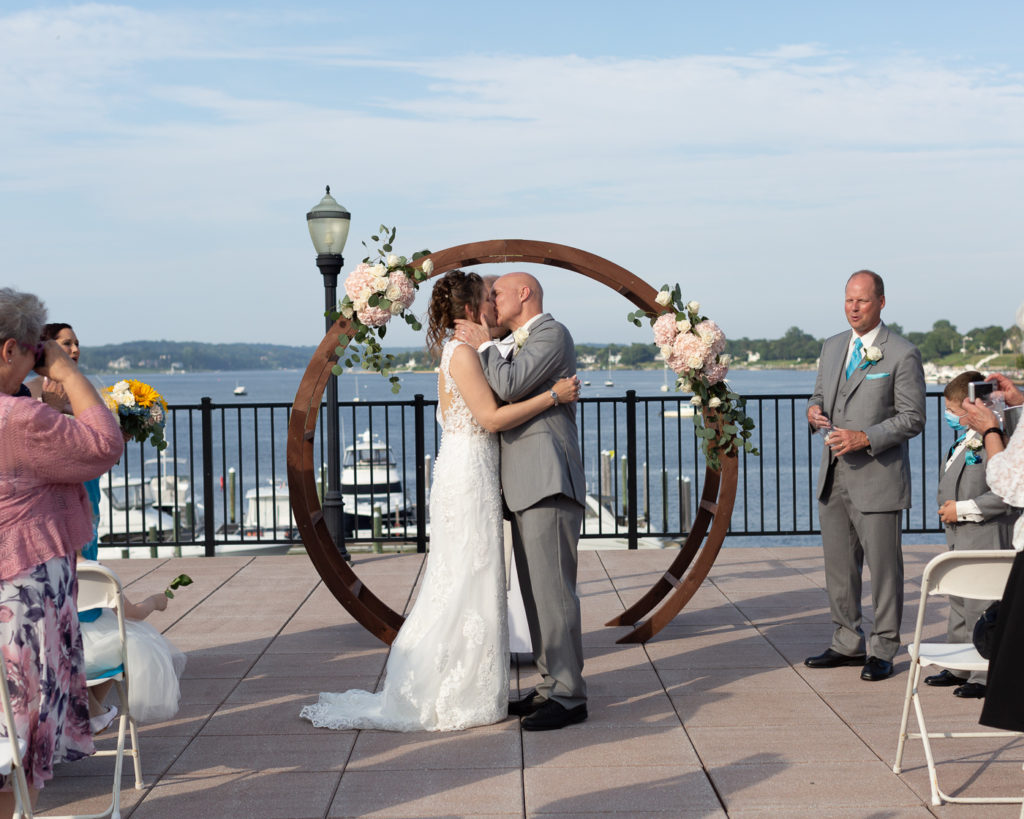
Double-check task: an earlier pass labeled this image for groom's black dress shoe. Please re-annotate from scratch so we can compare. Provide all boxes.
[804,648,867,668]
[953,682,986,699]
[521,700,587,731]
[924,669,967,687]
[860,656,894,681]
[508,689,543,717]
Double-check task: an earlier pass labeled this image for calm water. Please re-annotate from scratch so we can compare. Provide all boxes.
[98,367,947,548]
[96,366,820,406]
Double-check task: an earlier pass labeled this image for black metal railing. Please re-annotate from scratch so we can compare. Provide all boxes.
[96,390,951,556]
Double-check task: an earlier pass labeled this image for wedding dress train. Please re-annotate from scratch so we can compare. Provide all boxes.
[300,340,508,731]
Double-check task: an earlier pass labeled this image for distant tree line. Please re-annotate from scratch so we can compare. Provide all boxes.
[82,320,1021,373]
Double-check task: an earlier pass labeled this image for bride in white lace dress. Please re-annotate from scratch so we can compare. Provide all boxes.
[301,270,580,732]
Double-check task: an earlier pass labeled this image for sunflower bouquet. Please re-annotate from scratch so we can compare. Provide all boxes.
[104,379,168,451]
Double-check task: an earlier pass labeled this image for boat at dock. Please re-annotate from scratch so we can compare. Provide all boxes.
[341,430,416,535]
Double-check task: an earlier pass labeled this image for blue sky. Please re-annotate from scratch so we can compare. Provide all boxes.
[2,2,1023,349]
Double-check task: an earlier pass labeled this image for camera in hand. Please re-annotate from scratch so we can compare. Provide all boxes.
[968,381,995,403]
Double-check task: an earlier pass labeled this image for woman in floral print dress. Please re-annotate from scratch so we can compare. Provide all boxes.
[0,288,123,811]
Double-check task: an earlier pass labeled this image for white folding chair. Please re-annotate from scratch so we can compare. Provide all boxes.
[0,652,34,818]
[894,549,1023,807]
[63,564,143,819]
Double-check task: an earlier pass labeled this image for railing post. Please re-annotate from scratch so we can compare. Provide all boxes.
[414,394,428,554]
[201,396,216,557]
[625,390,638,549]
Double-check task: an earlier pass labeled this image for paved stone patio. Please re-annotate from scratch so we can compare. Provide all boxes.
[33,544,1024,817]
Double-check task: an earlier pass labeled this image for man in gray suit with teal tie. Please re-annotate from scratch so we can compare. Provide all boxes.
[456,272,588,730]
[805,270,926,681]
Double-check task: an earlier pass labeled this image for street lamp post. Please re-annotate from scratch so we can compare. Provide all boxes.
[307,186,352,561]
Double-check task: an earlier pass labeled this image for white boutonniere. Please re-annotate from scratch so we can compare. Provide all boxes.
[512,326,530,355]
[965,435,983,464]
[859,346,883,369]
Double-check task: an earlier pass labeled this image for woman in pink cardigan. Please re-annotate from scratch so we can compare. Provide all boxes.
[0,288,123,812]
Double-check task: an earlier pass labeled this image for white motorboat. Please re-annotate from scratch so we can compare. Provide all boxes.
[233,383,247,395]
[341,430,415,535]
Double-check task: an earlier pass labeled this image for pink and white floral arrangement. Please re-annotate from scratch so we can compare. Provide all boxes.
[629,286,758,470]
[330,226,433,393]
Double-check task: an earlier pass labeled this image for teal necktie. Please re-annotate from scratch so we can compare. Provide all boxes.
[845,338,863,380]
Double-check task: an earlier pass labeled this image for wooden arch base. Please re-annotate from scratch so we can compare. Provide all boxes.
[286,239,738,645]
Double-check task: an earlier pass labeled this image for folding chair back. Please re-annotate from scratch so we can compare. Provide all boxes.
[0,652,33,818]
[924,551,1017,601]
[67,563,144,819]
[894,549,1021,808]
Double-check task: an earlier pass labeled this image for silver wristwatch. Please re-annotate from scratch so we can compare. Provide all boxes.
[550,389,559,405]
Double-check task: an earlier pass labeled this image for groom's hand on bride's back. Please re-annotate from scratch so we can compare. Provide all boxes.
[454,319,490,349]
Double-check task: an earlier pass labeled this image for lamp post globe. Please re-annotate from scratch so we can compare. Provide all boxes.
[307,185,351,561]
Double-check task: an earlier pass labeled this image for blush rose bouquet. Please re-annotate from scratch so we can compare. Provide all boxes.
[629,286,758,470]
[329,226,433,393]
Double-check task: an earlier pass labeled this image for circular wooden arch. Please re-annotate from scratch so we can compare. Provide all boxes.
[286,239,739,644]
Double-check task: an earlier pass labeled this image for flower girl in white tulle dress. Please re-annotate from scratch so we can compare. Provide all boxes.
[78,568,186,729]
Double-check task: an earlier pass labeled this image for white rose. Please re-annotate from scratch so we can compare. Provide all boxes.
[719,354,731,366]
[690,395,703,407]
[112,380,130,392]
[513,327,530,348]
[686,351,704,369]
[687,300,700,313]
[340,304,354,319]
[389,300,404,315]
[864,345,883,362]
[660,344,674,360]
[676,319,691,333]
[708,396,722,409]
[421,258,434,275]
[386,253,400,269]
[354,297,368,312]
[372,275,390,293]
[655,289,672,307]
[680,379,693,392]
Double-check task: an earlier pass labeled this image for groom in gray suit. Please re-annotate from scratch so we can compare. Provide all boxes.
[805,270,926,682]
[456,272,588,730]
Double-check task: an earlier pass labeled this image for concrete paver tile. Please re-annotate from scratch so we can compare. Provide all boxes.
[525,764,721,814]
[136,770,340,818]
[710,760,922,811]
[522,725,699,768]
[348,722,521,770]
[331,768,521,817]
[166,733,358,775]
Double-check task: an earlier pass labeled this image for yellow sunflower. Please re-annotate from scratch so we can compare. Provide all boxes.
[128,379,162,408]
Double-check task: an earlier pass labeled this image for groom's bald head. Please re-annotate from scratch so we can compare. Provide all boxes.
[493,272,543,329]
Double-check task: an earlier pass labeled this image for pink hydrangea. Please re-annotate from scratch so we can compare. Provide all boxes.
[653,313,678,347]
[356,304,392,328]
[667,332,706,374]
[704,361,729,385]
[695,320,726,355]
[344,263,377,302]
[385,271,416,309]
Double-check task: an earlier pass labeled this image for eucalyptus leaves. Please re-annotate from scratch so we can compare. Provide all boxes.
[628,284,759,470]
[328,226,432,393]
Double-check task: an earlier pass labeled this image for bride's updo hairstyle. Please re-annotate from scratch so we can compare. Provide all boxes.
[426,269,484,358]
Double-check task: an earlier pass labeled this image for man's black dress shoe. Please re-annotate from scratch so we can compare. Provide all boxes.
[521,700,587,731]
[508,689,543,717]
[860,656,894,681]
[924,669,967,687]
[953,682,986,699]
[804,648,867,668]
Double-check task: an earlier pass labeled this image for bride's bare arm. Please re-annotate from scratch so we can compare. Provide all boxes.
[449,345,578,433]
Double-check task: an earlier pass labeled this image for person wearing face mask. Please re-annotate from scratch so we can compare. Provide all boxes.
[925,371,1019,699]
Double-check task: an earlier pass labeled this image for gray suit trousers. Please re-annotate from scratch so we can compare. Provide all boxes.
[510,494,586,708]
[819,460,904,661]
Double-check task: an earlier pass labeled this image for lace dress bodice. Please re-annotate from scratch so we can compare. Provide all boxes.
[301,339,507,732]
[437,340,491,438]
